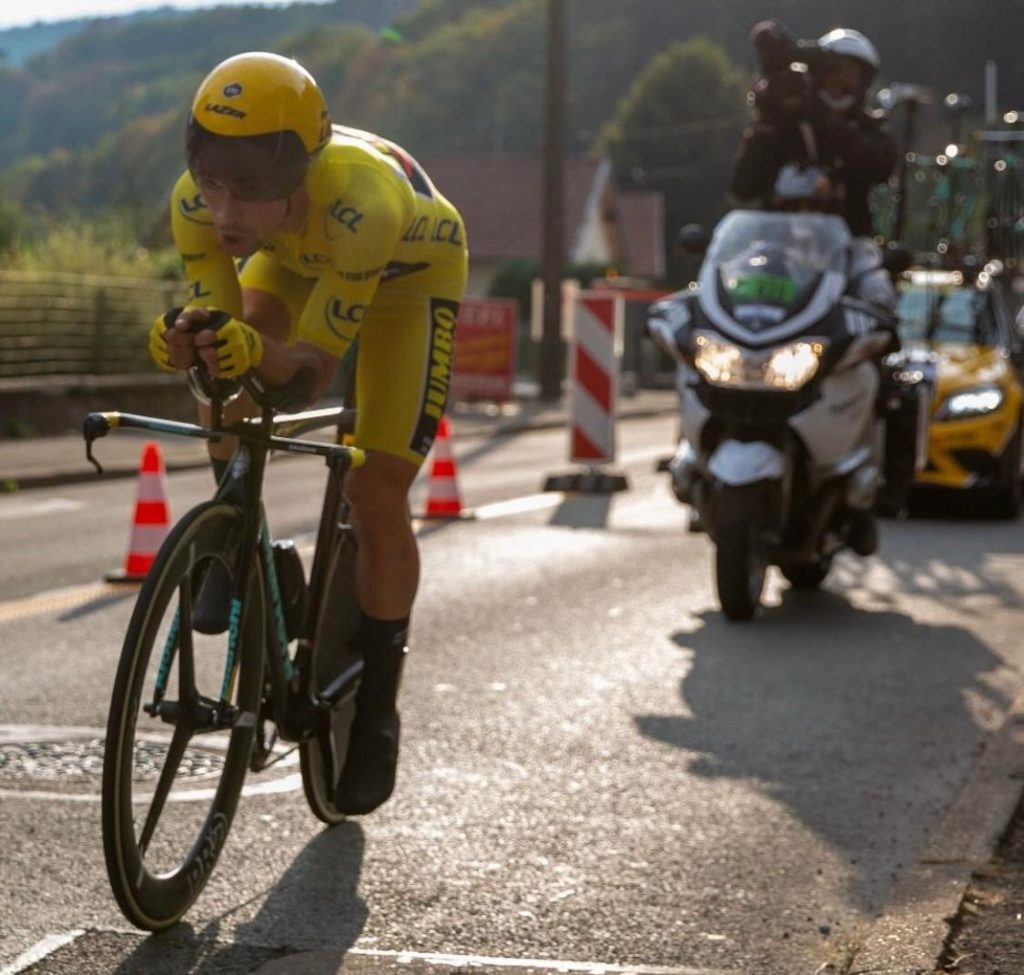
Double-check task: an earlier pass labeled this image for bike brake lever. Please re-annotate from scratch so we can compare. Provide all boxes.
[82,412,111,474]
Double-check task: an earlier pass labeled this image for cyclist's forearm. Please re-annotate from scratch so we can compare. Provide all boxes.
[254,339,337,399]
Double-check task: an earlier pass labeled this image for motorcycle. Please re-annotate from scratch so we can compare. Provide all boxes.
[647,209,924,620]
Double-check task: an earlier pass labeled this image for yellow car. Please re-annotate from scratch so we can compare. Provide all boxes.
[894,268,1024,517]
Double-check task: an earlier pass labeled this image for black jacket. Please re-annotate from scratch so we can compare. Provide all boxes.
[730,101,897,237]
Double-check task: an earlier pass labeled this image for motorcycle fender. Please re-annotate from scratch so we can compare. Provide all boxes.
[707,440,785,486]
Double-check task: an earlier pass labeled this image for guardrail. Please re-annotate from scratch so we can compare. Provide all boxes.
[0,270,181,378]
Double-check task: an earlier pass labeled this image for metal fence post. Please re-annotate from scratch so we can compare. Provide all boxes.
[91,286,109,374]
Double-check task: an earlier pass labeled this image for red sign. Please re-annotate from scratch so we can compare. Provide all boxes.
[451,298,519,402]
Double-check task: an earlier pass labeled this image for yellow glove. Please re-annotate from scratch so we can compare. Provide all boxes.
[209,317,264,379]
[148,310,181,373]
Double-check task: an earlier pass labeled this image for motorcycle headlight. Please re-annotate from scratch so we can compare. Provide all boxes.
[764,341,824,390]
[936,384,1004,420]
[693,333,824,390]
[693,334,743,385]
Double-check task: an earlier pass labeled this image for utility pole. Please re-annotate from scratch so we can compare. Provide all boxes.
[539,0,566,401]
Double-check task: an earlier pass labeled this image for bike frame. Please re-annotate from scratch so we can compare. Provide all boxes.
[84,395,365,746]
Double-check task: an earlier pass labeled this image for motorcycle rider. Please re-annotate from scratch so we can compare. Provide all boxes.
[730,21,898,310]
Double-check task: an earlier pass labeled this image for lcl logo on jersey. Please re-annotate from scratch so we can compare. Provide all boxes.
[324,296,366,345]
[178,193,213,226]
[409,297,460,456]
[223,83,242,97]
[325,201,364,240]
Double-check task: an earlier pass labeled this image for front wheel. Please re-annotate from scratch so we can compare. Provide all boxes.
[101,501,265,931]
[300,530,363,825]
[714,492,768,621]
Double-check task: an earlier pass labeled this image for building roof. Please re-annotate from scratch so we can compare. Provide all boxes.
[420,152,665,279]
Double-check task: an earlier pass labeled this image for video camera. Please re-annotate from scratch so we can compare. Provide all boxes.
[750,20,843,81]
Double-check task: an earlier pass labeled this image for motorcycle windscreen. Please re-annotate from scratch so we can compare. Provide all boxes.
[705,211,849,333]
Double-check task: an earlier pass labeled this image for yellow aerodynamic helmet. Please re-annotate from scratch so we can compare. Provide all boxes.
[186,51,332,200]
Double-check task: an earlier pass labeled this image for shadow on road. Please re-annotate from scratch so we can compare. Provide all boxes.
[635,587,1010,914]
[107,823,367,973]
[235,820,368,953]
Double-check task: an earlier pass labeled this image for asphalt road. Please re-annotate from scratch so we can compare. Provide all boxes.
[1,414,1023,975]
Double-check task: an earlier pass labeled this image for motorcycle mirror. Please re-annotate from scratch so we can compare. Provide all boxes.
[882,242,913,275]
[677,223,711,255]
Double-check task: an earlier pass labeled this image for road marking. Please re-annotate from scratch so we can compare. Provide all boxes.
[0,581,137,625]
[475,492,565,520]
[0,497,83,521]
[0,931,735,975]
[0,773,303,805]
[342,948,731,975]
[0,931,85,975]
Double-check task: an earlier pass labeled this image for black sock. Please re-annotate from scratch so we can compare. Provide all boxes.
[356,614,410,656]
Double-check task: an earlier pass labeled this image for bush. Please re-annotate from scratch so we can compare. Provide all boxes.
[0,210,182,279]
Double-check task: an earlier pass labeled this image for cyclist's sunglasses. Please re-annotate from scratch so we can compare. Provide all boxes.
[189,145,307,203]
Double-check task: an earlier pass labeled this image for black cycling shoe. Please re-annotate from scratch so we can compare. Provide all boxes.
[192,559,233,635]
[333,711,401,815]
[333,640,406,815]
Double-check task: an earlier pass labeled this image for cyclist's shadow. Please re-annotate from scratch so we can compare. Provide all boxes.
[234,819,369,954]
[109,822,368,973]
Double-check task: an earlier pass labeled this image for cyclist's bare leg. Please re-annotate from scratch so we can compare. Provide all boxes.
[345,451,420,618]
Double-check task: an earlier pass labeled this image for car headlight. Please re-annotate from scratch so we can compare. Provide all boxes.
[693,333,824,390]
[936,384,1005,420]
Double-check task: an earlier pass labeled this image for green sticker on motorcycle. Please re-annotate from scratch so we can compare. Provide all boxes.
[730,274,797,305]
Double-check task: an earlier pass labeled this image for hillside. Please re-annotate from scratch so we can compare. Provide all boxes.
[0,0,1018,253]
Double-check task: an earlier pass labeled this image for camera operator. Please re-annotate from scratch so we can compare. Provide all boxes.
[730,21,898,309]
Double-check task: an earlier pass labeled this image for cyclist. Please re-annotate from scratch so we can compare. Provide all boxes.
[149,51,468,815]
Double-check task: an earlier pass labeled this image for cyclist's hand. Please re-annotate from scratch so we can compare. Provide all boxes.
[195,316,264,379]
[151,307,220,371]
[148,312,178,372]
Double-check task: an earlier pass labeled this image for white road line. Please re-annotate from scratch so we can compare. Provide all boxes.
[475,492,565,520]
[0,931,85,975]
[0,772,303,805]
[0,498,83,521]
[344,947,734,975]
[1,931,735,975]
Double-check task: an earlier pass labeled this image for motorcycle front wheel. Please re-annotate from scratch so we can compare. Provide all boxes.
[714,492,768,621]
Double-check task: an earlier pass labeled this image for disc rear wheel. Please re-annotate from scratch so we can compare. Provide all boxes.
[300,531,363,825]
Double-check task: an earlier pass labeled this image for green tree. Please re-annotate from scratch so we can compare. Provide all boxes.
[598,37,748,283]
[345,1,544,153]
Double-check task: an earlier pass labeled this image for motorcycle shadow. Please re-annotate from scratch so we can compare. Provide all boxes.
[634,598,1008,911]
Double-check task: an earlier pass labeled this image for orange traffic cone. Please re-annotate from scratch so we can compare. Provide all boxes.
[422,417,468,519]
[106,442,171,583]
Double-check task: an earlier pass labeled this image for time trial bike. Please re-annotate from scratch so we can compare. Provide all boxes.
[85,365,366,931]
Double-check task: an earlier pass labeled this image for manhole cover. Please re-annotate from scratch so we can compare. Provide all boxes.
[0,725,300,801]
[0,737,226,783]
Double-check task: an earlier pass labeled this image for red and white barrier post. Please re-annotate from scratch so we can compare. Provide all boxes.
[543,289,629,493]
